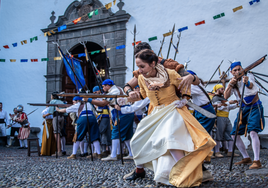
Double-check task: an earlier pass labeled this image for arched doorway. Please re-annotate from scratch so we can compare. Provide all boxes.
[62,42,108,144]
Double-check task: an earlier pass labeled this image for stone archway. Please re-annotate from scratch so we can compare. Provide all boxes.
[42,0,130,100]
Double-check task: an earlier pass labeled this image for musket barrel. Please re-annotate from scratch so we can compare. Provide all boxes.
[57,93,128,98]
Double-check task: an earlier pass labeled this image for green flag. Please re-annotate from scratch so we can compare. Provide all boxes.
[95,9,99,15]
[41,58,49,61]
[148,36,157,42]
[91,50,100,55]
[88,11,94,19]
[0,59,5,62]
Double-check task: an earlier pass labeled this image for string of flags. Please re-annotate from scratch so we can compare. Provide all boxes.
[0,0,262,56]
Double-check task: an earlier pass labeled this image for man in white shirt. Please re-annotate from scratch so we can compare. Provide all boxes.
[0,102,11,139]
[224,61,265,169]
[6,108,21,147]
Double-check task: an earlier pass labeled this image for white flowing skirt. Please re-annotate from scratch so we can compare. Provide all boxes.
[130,100,194,185]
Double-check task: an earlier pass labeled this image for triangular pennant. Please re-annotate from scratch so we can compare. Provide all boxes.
[47,32,52,36]
[132,41,141,46]
[10,59,16,62]
[3,45,9,49]
[12,43,17,47]
[105,2,112,9]
[94,9,99,15]
[88,11,94,19]
[73,17,81,24]
[50,30,55,34]
[113,0,116,5]
[58,25,67,32]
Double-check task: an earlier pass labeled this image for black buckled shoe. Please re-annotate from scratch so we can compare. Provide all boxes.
[124,169,145,181]
[79,153,85,157]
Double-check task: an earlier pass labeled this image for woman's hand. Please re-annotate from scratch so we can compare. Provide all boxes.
[177,74,193,94]
[175,99,188,109]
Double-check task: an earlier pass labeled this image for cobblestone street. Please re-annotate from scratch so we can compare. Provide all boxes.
[1,146,268,187]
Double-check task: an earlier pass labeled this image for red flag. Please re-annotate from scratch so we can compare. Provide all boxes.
[195,20,205,26]
[132,41,141,46]
[31,59,38,62]
[73,17,81,25]
[3,45,9,49]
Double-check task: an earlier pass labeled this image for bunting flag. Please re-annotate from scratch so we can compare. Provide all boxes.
[47,31,52,36]
[249,0,260,5]
[50,30,55,34]
[44,32,47,37]
[10,59,16,62]
[88,11,94,19]
[12,43,17,47]
[113,0,116,5]
[105,2,112,9]
[116,45,125,49]
[30,36,38,43]
[148,36,157,42]
[20,40,27,45]
[78,53,86,57]
[163,31,172,37]
[41,58,49,61]
[20,59,28,62]
[91,50,100,55]
[54,57,62,60]
[132,41,141,46]
[101,48,111,53]
[31,59,38,62]
[195,20,205,26]
[3,45,9,49]
[94,9,99,15]
[178,26,188,32]
[73,17,81,24]
[233,5,243,12]
[213,13,225,20]
[0,59,5,62]
[58,25,67,32]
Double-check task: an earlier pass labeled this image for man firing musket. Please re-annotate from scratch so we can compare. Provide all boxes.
[224,55,266,170]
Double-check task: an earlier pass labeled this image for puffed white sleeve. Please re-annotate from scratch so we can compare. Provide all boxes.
[121,97,150,114]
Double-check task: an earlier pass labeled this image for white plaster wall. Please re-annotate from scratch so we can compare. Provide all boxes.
[1,0,268,146]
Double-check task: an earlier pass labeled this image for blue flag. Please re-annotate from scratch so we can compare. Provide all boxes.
[78,53,86,57]
[63,55,86,90]
[12,43,17,47]
[21,59,28,62]
[116,45,125,50]
[58,25,67,32]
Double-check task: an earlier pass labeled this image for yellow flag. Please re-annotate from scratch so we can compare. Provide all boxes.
[44,32,47,37]
[105,2,112,9]
[21,41,24,45]
[163,31,172,37]
[113,0,116,5]
[47,32,52,36]
[233,5,243,12]
[101,48,111,53]
[51,30,55,34]
[21,40,27,45]
[10,59,16,62]
[54,57,62,60]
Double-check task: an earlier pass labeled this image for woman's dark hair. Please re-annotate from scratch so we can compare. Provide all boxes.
[47,100,50,104]
[135,49,158,66]
[134,42,152,55]
[51,91,59,99]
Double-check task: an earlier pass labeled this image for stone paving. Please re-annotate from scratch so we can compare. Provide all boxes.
[1,145,268,187]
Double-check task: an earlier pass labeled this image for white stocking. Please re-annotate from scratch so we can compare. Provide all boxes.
[170,149,184,162]
[23,140,28,147]
[224,141,229,150]
[61,137,66,152]
[79,141,84,154]
[93,140,101,154]
[215,141,221,153]
[84,142,88,153]
[72,141,80,155]
[250,131,260,161]
[111,139,120,158]
[232,135,249,158]
[228,141,234,152]
[124,140,133,157]
[19,140,24,147]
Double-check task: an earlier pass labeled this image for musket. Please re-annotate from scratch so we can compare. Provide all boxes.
[166,24,175,59]
[28,103,72,107]
[115,96,124,165]
[103,34,110,78]
[234,54,267,80]
[57,93,128,98]
[205,60,224,88]
[254,77,268,94]
[251,73,268,85]
[174,32,182,60]
[157,36,165,57]
[133,24,137,75]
